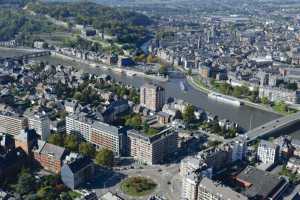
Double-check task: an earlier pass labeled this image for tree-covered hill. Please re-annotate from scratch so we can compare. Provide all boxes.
[0,8,59,41]
[27,1,152,45]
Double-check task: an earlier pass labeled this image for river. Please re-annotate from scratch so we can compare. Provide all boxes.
[0,48,281,130]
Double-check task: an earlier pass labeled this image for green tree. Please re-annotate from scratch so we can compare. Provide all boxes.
[183,104,196,124]
[47,133,64,146]
[95,148,114,167]
[60,192,72,200]
[15,169,36,195]
[64,134,79,151]
[158,65,167,75]
[125,114,142,130]
[274,101,288,113]
[37,186,57,200]
[79,142,95,157]
[261,96,269,105]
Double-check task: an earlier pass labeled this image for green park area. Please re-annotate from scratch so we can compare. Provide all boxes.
[120,176,157,197]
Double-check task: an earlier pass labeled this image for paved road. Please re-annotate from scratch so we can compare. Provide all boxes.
[92,164,181,200]
[245,112,300,142]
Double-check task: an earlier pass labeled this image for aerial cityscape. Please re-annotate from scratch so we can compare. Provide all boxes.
[1,0,300,199]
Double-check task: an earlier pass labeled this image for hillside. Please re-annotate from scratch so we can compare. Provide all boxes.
[27,1,152,45]
[0,8,61,42]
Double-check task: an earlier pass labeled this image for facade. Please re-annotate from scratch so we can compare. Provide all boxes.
[257,140,279,165]
[127,127,177,165]
[33,141,67,174]
[66,114,126,156]
[182,172,200,200]
[197,177,248,200]
[259,86,300,104]
[180,156,203,177]
[140,83,165,112]
[66,114,92,142]
[182,175,247,200]
[228,139,247,162]
[90,121,126,156]
[0,112,28,136]
[26,112,50,141]
[61,155,94,189]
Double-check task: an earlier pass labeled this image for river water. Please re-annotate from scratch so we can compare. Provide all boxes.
[0,48,281,130]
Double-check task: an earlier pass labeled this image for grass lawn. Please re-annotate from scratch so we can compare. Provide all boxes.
[120,176,157,197]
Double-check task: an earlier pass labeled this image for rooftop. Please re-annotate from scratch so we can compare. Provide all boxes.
[235,166,288,199]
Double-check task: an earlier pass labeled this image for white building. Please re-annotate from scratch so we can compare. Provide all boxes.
[66,114,92,142]
[26,112,50,141]
[257,140,279,165]
[182,172,200,200]
[197,177,248,200]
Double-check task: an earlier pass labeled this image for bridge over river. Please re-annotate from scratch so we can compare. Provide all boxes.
[244,112,300,143]
[0,50,51,62]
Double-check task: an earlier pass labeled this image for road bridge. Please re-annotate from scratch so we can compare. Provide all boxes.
[0,51,51,62]
[245,112,300,143]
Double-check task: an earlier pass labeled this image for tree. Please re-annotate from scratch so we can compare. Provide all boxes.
[79,142,95,157]
[15,169,36,195]
[64,134,79,151]
[95,148,114,167]
[37,186,57,200]
[274,100,288,113]
[48,133,63,146]
[158,65,167,76]
[183,104,196,124]
[260,96,269,105]
[125,114,142,130]
[60,192,72,200]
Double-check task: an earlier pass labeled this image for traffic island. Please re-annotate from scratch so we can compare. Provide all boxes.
[120,176,157,197]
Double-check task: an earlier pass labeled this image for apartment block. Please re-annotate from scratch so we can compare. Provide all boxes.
[91,121,126,156]
[182,174,247,200]
[0,112,28,136]
[25,112,50,141]
[182,172,200,200]
[259,86,300,104]
[33,140,67,174]
[127,127,177,165]
[197,177,247,200]
[66,113,92,142]
[257,140,279,165]
[66,113,126,156]
[140,83,165,111]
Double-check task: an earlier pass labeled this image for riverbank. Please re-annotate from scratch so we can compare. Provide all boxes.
[0,47,281,129]
[0,46,168,82]
[51,51,168,82]
[187,75,284,116]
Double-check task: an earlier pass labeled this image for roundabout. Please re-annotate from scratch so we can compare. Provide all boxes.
[120,176,157,197]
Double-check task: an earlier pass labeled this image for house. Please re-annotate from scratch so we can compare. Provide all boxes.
[61,154,94,189]
[33,141,68,174]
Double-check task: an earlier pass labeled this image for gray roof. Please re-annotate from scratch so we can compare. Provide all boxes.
[236,166,287,199]
[91,121,123,136]
[199,177,247,200]
[34,141,66,160]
